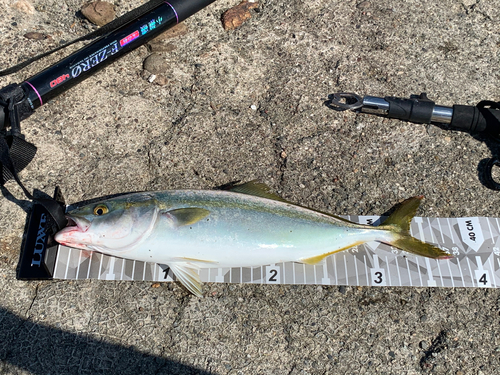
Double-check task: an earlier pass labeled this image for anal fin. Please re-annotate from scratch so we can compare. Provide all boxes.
[173,257,218,265]
[167,262,204,297]
[300,241,365,265]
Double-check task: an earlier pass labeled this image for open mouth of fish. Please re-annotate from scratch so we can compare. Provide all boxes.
[56,216,91,238]
[64,216,91,232]
[53,215,93,250]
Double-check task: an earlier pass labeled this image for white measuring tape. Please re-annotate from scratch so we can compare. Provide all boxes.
[54,216,500,288]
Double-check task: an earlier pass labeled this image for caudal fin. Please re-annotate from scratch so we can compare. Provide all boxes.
[380,196,451,259]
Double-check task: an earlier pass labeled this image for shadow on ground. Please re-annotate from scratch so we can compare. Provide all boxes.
[0,307,213,375]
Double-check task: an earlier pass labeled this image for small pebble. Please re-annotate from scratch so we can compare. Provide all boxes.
[222,0,259,31]
[250,104,257,110]
[152,283,160,288]
[356,1,371,9]
[81,1,115,26]
[148,42,176,53]
[420,340,429,350]
[143,53,169,74]
[154,75,168,86]
[11,0,35,14]
[24,32,45,40]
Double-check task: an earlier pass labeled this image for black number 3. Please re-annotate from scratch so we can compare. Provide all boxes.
[374,271,383,284]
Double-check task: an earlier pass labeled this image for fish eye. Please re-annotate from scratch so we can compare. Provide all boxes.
[93,204,109,216]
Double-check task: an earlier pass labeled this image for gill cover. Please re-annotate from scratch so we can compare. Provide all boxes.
[57,194,160,253]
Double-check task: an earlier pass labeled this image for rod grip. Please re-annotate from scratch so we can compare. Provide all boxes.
[384,94,435,124]
[451,104,500,137]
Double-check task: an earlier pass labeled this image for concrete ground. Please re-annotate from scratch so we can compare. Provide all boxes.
[1,0,499,373]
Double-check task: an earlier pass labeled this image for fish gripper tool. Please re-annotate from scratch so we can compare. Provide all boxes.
[327,92,500,190]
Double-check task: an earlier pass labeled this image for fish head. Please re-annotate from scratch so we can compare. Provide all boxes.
[55,194,159,254]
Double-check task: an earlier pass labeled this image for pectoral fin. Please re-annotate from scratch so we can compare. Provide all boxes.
[163,208,210,227]
[167,262,204,297]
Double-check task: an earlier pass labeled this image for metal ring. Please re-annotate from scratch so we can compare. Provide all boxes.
[329,92,364,110]
[484,158,500,191]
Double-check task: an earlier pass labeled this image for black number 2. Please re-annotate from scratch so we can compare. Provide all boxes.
[479,273,487,285]
[374,271,383,284]
[269,269,278,282]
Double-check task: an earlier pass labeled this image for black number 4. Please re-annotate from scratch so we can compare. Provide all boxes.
[269,269,278,282]
[479,273,487,285]
[374,272,383,284]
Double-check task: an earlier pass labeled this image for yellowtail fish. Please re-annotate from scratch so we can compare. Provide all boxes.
[55,181,450,297]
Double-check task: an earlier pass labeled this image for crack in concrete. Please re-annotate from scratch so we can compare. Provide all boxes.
[2,283,42,361]
[25,282,40,317]
[171,103,194,127]
[274,136,287,189]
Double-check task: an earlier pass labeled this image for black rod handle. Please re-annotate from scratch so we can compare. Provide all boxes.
[451,103,500,137]
[384,93,436,124]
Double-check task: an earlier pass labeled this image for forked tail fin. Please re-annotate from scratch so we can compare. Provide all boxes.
[380,196,451,259]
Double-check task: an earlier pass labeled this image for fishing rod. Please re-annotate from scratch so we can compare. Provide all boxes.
[327,92,500,190]
[0,0,216,279]
[0,0,215,199]
[1,0,214,128]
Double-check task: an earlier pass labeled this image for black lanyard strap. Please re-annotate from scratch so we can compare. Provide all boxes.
[0,96,67,230]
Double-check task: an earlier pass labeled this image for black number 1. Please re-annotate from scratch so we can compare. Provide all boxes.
[163,267,170,280]
[269,269,278,282]
[479,273,487,285]
[374,272,383,284]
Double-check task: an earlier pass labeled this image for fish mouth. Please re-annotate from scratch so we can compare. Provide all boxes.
[64,215,91,233]
[54,215,92,249]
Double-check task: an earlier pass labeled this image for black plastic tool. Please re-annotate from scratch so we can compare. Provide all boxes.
[328,92,500,136]
[327,92,500,189]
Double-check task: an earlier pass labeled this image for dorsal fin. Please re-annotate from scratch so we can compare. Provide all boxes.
[226,180,289,203]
